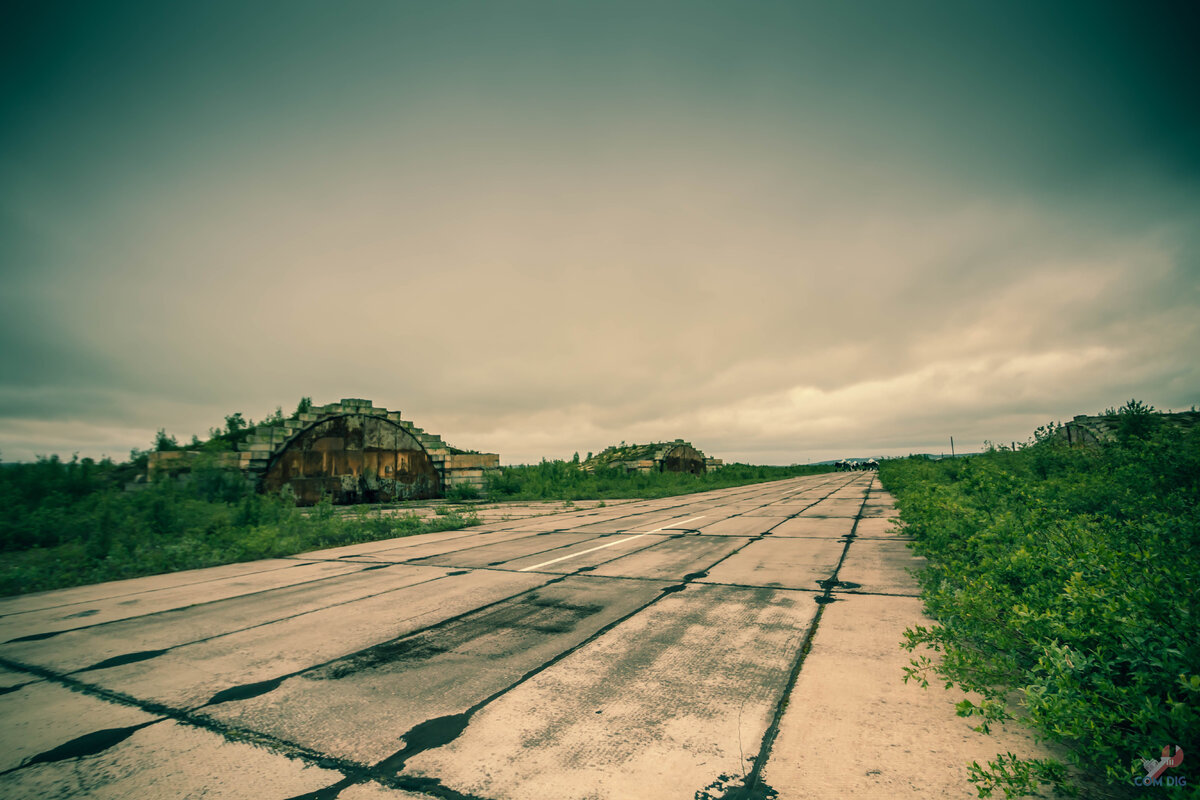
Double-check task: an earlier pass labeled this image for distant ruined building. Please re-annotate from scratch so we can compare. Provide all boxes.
[582,440,722,475]
[149,399,499,504]
[1054,410,1200,446]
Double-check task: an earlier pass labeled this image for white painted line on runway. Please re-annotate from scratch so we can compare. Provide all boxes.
[516,515,707,572]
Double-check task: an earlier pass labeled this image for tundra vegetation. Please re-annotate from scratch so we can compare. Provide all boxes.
[0,400,832,596]
[0,455,481,598]
[0,399,480,597]
[879,401,1198,798]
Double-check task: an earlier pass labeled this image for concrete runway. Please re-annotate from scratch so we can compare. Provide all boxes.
[0,474,1052,799]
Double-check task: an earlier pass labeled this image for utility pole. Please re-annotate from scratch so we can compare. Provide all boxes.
[950,436,955,458]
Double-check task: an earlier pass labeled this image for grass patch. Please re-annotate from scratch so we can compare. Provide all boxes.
[0,456,479,598]
[879,402,1198,798]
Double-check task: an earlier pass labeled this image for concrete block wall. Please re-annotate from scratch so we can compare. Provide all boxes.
[443,453,502,492]
[1056,410,1200,446]
[147,450,240,480]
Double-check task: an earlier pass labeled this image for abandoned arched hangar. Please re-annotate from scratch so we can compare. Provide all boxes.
[582,440,721,475]
[239,399,498,504]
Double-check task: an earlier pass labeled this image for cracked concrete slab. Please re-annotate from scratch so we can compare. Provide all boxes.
[203,576,670,765]
[0,559,330,619]
[70,569,550,708]
[797,498,865,516]
[861,502,901,518]
[0,560,369,642]
[349,529,546,562]
[761,595,1052,799]
[401,583,817,800]
[769,516,857,538]
[0,718,341,800]
[404,532,611,569]
[587,535,750,580]
[293,528,501,560]
[565,510,729,535]
[0,663,35,689]
[498,533,674,573]
[696,515,789,536]
[1,565,452,673]
[0,682,160,773]
[836,538,928,596]
[699,537,845,591]
[854,516,908,538]
[336,783,430,799]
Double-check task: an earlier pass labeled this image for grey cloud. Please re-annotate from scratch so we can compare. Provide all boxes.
[1,1,1197,464]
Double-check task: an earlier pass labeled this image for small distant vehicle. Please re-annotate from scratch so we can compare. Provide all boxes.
[835,458,878,471]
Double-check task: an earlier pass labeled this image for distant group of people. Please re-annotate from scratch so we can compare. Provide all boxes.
[835,458,878,471]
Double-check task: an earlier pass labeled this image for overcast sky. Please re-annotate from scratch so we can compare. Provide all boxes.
[2,1,1198,465]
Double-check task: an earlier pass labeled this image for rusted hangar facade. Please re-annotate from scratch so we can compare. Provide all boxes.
[151,399,499,504]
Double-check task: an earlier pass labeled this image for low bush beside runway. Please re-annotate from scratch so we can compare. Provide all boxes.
[880,404,1199,798]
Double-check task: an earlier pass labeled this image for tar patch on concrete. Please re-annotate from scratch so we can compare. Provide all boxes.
[62,608,100,619]
[376,713,472,773]
[394,775,494,800]
[5,629,63,643]
[816,578,861,590]
[204,676,286,706]
[76,649,170,672]
[682,571,709,581]
[281,776,355,800]
[314,635,453,677]
[695,772,779,799]
[396,777,494,800]
[303,593,606,681]
[3,720,158,775]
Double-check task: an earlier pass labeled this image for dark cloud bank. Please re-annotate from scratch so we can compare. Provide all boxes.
[1,1,1197,464]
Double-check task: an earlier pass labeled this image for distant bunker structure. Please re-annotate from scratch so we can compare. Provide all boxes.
[152,399,499,505]
[583,440,721,475]
[1054,410,1200,446]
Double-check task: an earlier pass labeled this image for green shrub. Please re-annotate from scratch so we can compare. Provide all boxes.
[882,408,1198,798]
[445,483,481,501]
[0,466,482,597]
